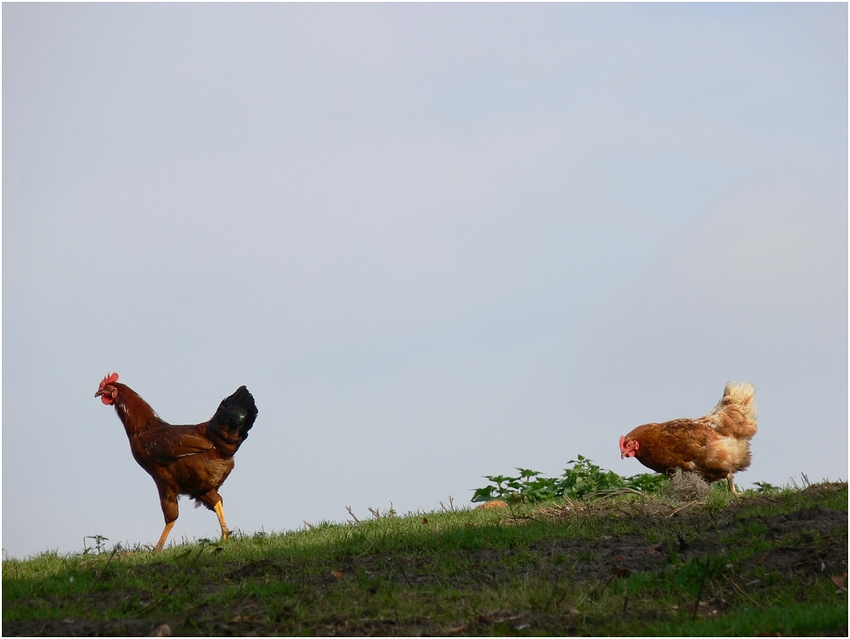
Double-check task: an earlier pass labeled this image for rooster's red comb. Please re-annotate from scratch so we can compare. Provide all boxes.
[99,372,119,391]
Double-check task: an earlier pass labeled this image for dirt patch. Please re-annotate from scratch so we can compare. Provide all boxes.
[2,618,172,637]
[761,507,847,536]
[224,557,287,581]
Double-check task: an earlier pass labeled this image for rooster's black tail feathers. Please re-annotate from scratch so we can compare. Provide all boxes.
[208,386,258,452]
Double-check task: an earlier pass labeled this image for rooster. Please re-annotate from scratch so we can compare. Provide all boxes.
[619,382,757,494]
[95,373,258,550]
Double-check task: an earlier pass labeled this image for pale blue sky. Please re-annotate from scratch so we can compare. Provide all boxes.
[3,3,847,558]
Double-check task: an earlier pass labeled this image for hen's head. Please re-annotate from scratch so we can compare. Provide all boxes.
[95,372,120,405]
[619,435,639,459]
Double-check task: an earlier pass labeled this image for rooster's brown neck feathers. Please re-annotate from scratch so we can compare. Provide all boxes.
[113,383,161,436]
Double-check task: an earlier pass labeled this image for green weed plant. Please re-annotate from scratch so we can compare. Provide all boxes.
[472,455,670,503]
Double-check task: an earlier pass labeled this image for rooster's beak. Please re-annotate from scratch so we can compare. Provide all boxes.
[94,389,103,398]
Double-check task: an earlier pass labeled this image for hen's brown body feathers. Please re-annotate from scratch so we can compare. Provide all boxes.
[96,374,258,549]
[620,382,757,493]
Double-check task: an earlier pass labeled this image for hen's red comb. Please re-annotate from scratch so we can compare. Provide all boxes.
[619,436,639,454]
[99,372,119,391]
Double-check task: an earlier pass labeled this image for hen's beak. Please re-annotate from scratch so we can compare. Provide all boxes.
[94,389,104,398]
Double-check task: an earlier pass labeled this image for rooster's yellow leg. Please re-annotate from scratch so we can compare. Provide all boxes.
[727,475,737,495]
[154,521,176,551]
[214,501,231,540]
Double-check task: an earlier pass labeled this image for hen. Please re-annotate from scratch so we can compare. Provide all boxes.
[619,382,757,494]
[95,373,258,550]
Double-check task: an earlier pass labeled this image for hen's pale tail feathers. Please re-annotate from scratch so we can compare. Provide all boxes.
[708,382,757,440]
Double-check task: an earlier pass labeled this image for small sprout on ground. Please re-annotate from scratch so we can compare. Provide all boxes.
[83,535,109,554]
[344,506,360,523]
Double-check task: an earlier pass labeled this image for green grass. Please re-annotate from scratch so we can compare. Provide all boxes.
[3,481,847,636]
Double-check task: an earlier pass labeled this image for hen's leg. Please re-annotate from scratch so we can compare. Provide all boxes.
[214,500,231,540]
[197,491,231,541]
[727,474,737,495]
[156,493,179,551]
[155,522,176,551]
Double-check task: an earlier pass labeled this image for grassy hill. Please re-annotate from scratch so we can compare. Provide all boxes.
[3,481,847,636]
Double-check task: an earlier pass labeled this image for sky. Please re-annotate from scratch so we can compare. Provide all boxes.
[3,3,847,559]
